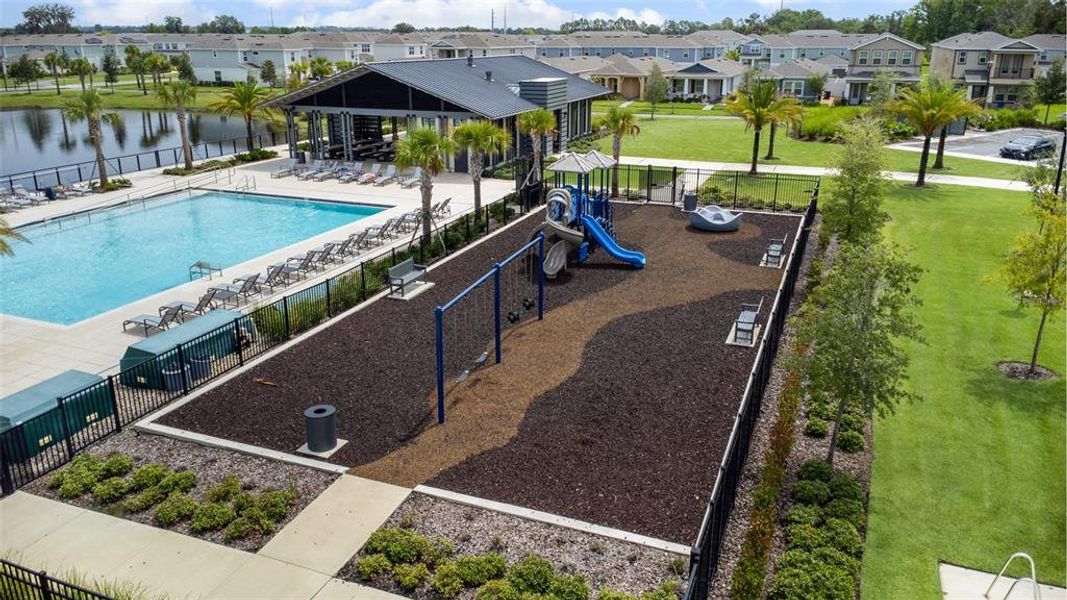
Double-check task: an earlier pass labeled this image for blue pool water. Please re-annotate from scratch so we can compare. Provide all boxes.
[0,191,385,324]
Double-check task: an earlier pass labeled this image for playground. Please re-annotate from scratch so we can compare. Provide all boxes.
[160,183,803,545]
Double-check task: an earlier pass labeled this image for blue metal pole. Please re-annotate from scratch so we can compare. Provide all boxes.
[493,265,502,364]
[537,234,545,321]
[434,306,446,424]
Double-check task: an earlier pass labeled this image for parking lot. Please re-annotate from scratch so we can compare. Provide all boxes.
[898,128,1064,162]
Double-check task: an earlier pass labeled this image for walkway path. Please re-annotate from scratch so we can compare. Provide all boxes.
[940,562,1066,599]
[0,475,409,599]
[619,155,1032,192]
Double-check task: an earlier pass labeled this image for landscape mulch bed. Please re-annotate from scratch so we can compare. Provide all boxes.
[163,203,799,545]
[24,430,337,551]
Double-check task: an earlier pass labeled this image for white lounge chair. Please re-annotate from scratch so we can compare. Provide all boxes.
[123,305,182,335]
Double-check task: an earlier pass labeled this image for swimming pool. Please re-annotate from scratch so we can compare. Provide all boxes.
[0,191,386,325]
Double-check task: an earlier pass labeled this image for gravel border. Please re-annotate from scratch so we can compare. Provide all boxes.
[339,492,688,599]
[24,429,338,552]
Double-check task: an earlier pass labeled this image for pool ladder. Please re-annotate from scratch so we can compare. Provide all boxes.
[985,552,1042,600]
[235,175,257,191]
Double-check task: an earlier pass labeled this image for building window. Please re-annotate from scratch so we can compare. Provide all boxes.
[683,51,689,59]
[779,50,786,59]
[872,50,883,65]
[902,50,913,65]
[978,51,988,64]
[482,50,487,56]
[408,46,415,56]
[1040,50,1048,62]
[957,51,967,65]
[858,50,869,65]
[290,52,295,61]
[783,80,803,95]
[888,50,898,65]
[362,43,371,53]
[214,70,222,82]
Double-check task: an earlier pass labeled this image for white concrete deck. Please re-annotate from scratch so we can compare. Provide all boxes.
[940,562,1066,600]
[0,155,512,397]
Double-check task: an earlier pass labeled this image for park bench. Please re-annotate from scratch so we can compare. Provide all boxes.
[388,258,427,298]
[733,297,764,346]
[764,236,788,268]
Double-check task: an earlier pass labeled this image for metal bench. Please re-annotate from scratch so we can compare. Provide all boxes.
[765,236,788,268]
[733,298,764,346]
[388,258,427,297]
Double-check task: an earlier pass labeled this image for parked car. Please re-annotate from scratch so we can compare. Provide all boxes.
[999,135,1057,160]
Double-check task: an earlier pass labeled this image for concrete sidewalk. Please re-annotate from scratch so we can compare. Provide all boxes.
[940,562,1066,599]
[0,475,409,599]
[619,155,1032,192]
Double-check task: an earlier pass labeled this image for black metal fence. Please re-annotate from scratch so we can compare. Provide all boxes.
[0,557,113,600]
[552,165,818,211]
[2,130,286,192]
[683,187,819,600]
[0,194,536,495]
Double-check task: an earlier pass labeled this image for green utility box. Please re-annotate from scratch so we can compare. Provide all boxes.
[119,310,251,389]
[0,370,113,458]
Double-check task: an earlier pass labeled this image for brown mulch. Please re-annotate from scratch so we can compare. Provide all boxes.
[997,360,1058,380]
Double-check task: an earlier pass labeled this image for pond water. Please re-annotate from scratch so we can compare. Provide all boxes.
[0,108,278,177]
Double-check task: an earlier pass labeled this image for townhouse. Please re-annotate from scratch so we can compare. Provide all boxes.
[429,33,535,59]
[930,32,1041,107]
[542,53,677,99]
[1022,34,1066,75]
[0,33,153,69]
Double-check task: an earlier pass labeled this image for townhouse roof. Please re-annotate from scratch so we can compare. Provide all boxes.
[431,33,533,49]
[675,58,746,78]
[1021,34,1066,52]
[538,55,611,74]
[933,31,1040,52]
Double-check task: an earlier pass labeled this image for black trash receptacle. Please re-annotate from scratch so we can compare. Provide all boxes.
[162,364,190,391]
[683,191,698,212]
[304,404,337,452]
[189,356,212,380]
[296,151,307,164]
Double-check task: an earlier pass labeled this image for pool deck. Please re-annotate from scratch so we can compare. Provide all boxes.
[0,155,513,397]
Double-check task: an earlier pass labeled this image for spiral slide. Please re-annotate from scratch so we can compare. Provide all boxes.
[580,214,646,269]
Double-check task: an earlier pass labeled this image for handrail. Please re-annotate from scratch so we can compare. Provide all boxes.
[985,552,1042,600]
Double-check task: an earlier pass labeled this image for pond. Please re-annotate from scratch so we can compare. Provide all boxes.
[0,108,279,178]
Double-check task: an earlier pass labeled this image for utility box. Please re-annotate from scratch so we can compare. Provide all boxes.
[119,310,250,389]
[0,370,113,458]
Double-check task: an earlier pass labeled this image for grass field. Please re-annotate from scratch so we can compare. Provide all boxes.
[0,85,267,111]
[592,99,733,116]
[593,116,1032,180]
[862,184,1066,597]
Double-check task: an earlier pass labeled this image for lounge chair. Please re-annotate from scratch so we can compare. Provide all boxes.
[12,185,45,204]
[357,163,382,184]
[397,210,422,233]
[1,193,35,209]
[313,161,342,181]
[374,164,397,186]
[70,182,93,195]
[270,158,299,178]
[296,160,325,181]
[55,184,86,198]
[123,305,182,335]
[330,230,370,257]
[433,198,452,218]
[256,263,297,292]
[690,205,742,232]
[400,167,422,188]
[210,274,262,308]
[366,217,400,242]
[338,162,365,183]
[270,252,317,282]
[160,288,218,318]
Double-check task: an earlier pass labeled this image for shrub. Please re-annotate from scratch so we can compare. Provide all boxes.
[825,498,865,528]
[506,554,555,594]
[255,489,294,522]
[768,563,854,600]
[364,528,431,565]
[423,536,455,567]
[549,574,590,600]
[597,589,638,600]
[205,475,242,503]
[807,400,836,422]
[839,412,865,433]
[224,517,256,540]
[803,418,828,438]
[836,431,864,453]
[393,562,431,591]
[52,453,105,498]
[252,306,288,342]
[191,502,236,532]
[822,518,863,556]
[154,492,198,526]
[239,505,277,535]
[640,581,680,600]
[776,547,860,578]
[785,523,826,553]
[430,561,465,598]
[785,504,823,527]
[792,480,830,506]
[880,118,918,142]
[232,491,255,515]
[128,464,171,491]
[99,454,134,478]
[91,477,129,504]
[829,472,865,502]
[123,486,166,512]
[796,459,834,483]
[455,553,508,586]
[355,554,393,580]
[157,470,197,495]
[477,579,522,600]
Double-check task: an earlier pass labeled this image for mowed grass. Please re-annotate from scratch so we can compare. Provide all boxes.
[862,184,1066,597]
[0,85,256,111]
[595,116,1032,180]
[592,99,733,116]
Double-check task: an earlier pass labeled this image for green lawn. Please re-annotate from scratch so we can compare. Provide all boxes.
[862,184,1066,597]
[592,99,733,116]
[0,85,248,110]
[594,116,1031,180]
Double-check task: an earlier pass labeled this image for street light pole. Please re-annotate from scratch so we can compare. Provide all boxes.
[1055,131,1066,196]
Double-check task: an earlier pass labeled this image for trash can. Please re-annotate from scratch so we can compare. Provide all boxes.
[162,363,190,391]
[189,356,212,381]
[296,151,307,164]
[304,404,337,452]
[683,191,698,212]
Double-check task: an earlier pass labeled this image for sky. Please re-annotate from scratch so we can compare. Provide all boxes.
[0,0,916,30]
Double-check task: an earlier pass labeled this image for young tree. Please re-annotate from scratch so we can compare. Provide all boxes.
[101,52,120,89]
[287,61,308,84]
[394,127,457,244]
[889,80,966,186]
[43,51,66,94]
[9,55,44,93]
[796,241,924,465]
[209,80,275,150]
[158,81,198,170]
[724,46,741,61]
[309,56,333,80]
[1035,59,1066,124]
[64,89,122,186]
[726,78,800,174]
[764,91,803,160]
[595,106,640,198]
[68,57,92,91]
[644,63,668,120]
[993,188,1066,377]
[259,60,278,87]
[170,54,196,83]
[805,73,825,102]
[453,120,511,215]
[821,118,890,243]
[518,108,557,184]
[866,69,899,112]
[143,53,170,88]
[334,60,353,72]
[927,76,981,170]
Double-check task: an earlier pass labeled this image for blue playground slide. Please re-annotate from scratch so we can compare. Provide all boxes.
[580,214,646,269]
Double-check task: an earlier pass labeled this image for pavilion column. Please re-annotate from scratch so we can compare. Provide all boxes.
[702,79,709,96]
[285,109,296,158]
[391,117,398,141]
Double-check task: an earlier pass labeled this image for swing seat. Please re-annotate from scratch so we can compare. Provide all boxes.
[388,258,427,297]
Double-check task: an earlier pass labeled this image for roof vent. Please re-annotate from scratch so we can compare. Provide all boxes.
[485,70,493,81]
[467,55,474,67]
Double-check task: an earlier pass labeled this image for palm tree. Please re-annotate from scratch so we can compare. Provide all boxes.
[888,81,967,186]
[394,127,456,244]
[594,106,640,198]
[124,45,145,93]
[763,93,803,160]
[68,58,92,91]
[209,81,275,151]
[0,217,25,256]
[288,61,308,82]
[43,52,67,95]
[453,120,511,215]
[143,53,170,88]
[518,108,556,184]
[726,78,800,174]
[309,56,333,80]
[64,89,122,187]
[159,81,198,170]
[926,77,982,170]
